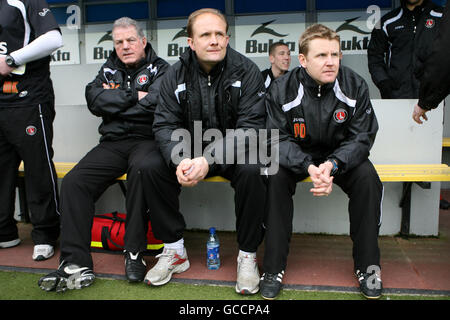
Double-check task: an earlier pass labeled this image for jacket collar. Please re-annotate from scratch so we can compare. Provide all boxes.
[180,46,226,76]
[401,0,430,14]
[299,66,335,94]
[190,50,226,78]
[179,46,245,87]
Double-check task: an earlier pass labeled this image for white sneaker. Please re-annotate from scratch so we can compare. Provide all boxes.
[235,251,260,294]
[144,248,190,286]
[0,238,21,249]
[33,244,54,261]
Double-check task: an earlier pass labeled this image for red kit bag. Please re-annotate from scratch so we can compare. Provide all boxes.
[90,212,163,252]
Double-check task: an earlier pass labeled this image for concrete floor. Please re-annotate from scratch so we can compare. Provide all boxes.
[1,192,450,297]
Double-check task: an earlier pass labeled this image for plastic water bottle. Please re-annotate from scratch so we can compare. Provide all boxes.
[206,227,220,270]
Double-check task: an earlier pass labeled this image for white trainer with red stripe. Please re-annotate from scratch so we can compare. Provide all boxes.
[235,251,260,294]
[144,248,190,286]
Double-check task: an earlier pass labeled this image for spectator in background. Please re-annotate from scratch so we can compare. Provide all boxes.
[412,3,450,124]
[368,0,443,99]
[38,17,169,292]
[0,0,62,261]
[261,42,291,89]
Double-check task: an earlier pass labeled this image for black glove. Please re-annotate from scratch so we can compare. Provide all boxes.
[378,79,395,99]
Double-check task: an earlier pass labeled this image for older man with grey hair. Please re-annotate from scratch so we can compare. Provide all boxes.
[38,17,169,292]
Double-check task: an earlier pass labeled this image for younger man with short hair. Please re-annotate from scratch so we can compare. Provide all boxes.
[263,24,383,300]
[261,42,291,89]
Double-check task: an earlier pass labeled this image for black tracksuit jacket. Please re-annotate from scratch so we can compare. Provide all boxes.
[261,68,275,89]
[367,0,443,98]
[419,3,450,110]
[153,46,266,169]
[85,44,169,142]
[266,66,378,175]
[0,0,59,106]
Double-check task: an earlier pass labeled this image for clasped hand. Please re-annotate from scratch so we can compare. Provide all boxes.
[308,161,334,197]
[176,157,210,187]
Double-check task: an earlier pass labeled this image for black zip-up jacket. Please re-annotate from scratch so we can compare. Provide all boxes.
[153,46,266,169]
[85,44,169,142]
[266,66,378,175]
[261,68,275,89]
[419,3,450,110]
[0,0,60,106]
[367,0,443,98]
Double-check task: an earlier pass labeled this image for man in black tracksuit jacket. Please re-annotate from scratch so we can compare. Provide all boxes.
[413,3,450,124]
[38,18,169,292]
[148,9,267,294]
[263,24,383,300]
[367,0,443,98]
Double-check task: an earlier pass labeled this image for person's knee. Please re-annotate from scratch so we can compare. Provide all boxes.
[236,163,264,178]
[349,161,382,195]
[60,169,84,192]
[362,165,382,188]
[128,154,169,178]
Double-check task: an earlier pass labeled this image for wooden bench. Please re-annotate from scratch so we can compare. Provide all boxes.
[443,137,450,148]
[17,162,450,236]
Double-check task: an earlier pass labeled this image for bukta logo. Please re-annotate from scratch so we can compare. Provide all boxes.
[251,20,288,37]
[93,31,114,60]
[167,27,190,57]
[336,17,371,52]
[172,27,189,41]
[336,17,371,35]
[245,20,294,54]
[97,31,113,44]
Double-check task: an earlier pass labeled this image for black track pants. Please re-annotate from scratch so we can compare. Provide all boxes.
[144,159,268,253]
[263,159,383,274]
[59,138,160,269]
[0,104,59,245]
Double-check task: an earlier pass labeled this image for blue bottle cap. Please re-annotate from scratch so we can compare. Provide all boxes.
[209,227,216,234]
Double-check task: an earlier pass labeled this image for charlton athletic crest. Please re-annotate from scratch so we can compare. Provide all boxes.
[425,18,435,28]
[137,74,149,85]
[26,125,37,136]
[333,109,348,123]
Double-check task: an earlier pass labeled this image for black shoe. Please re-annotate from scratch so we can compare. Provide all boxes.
[38,261,95,293]
[260,271,284,300]
[355,269,383,299]
[125,251,147,282]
